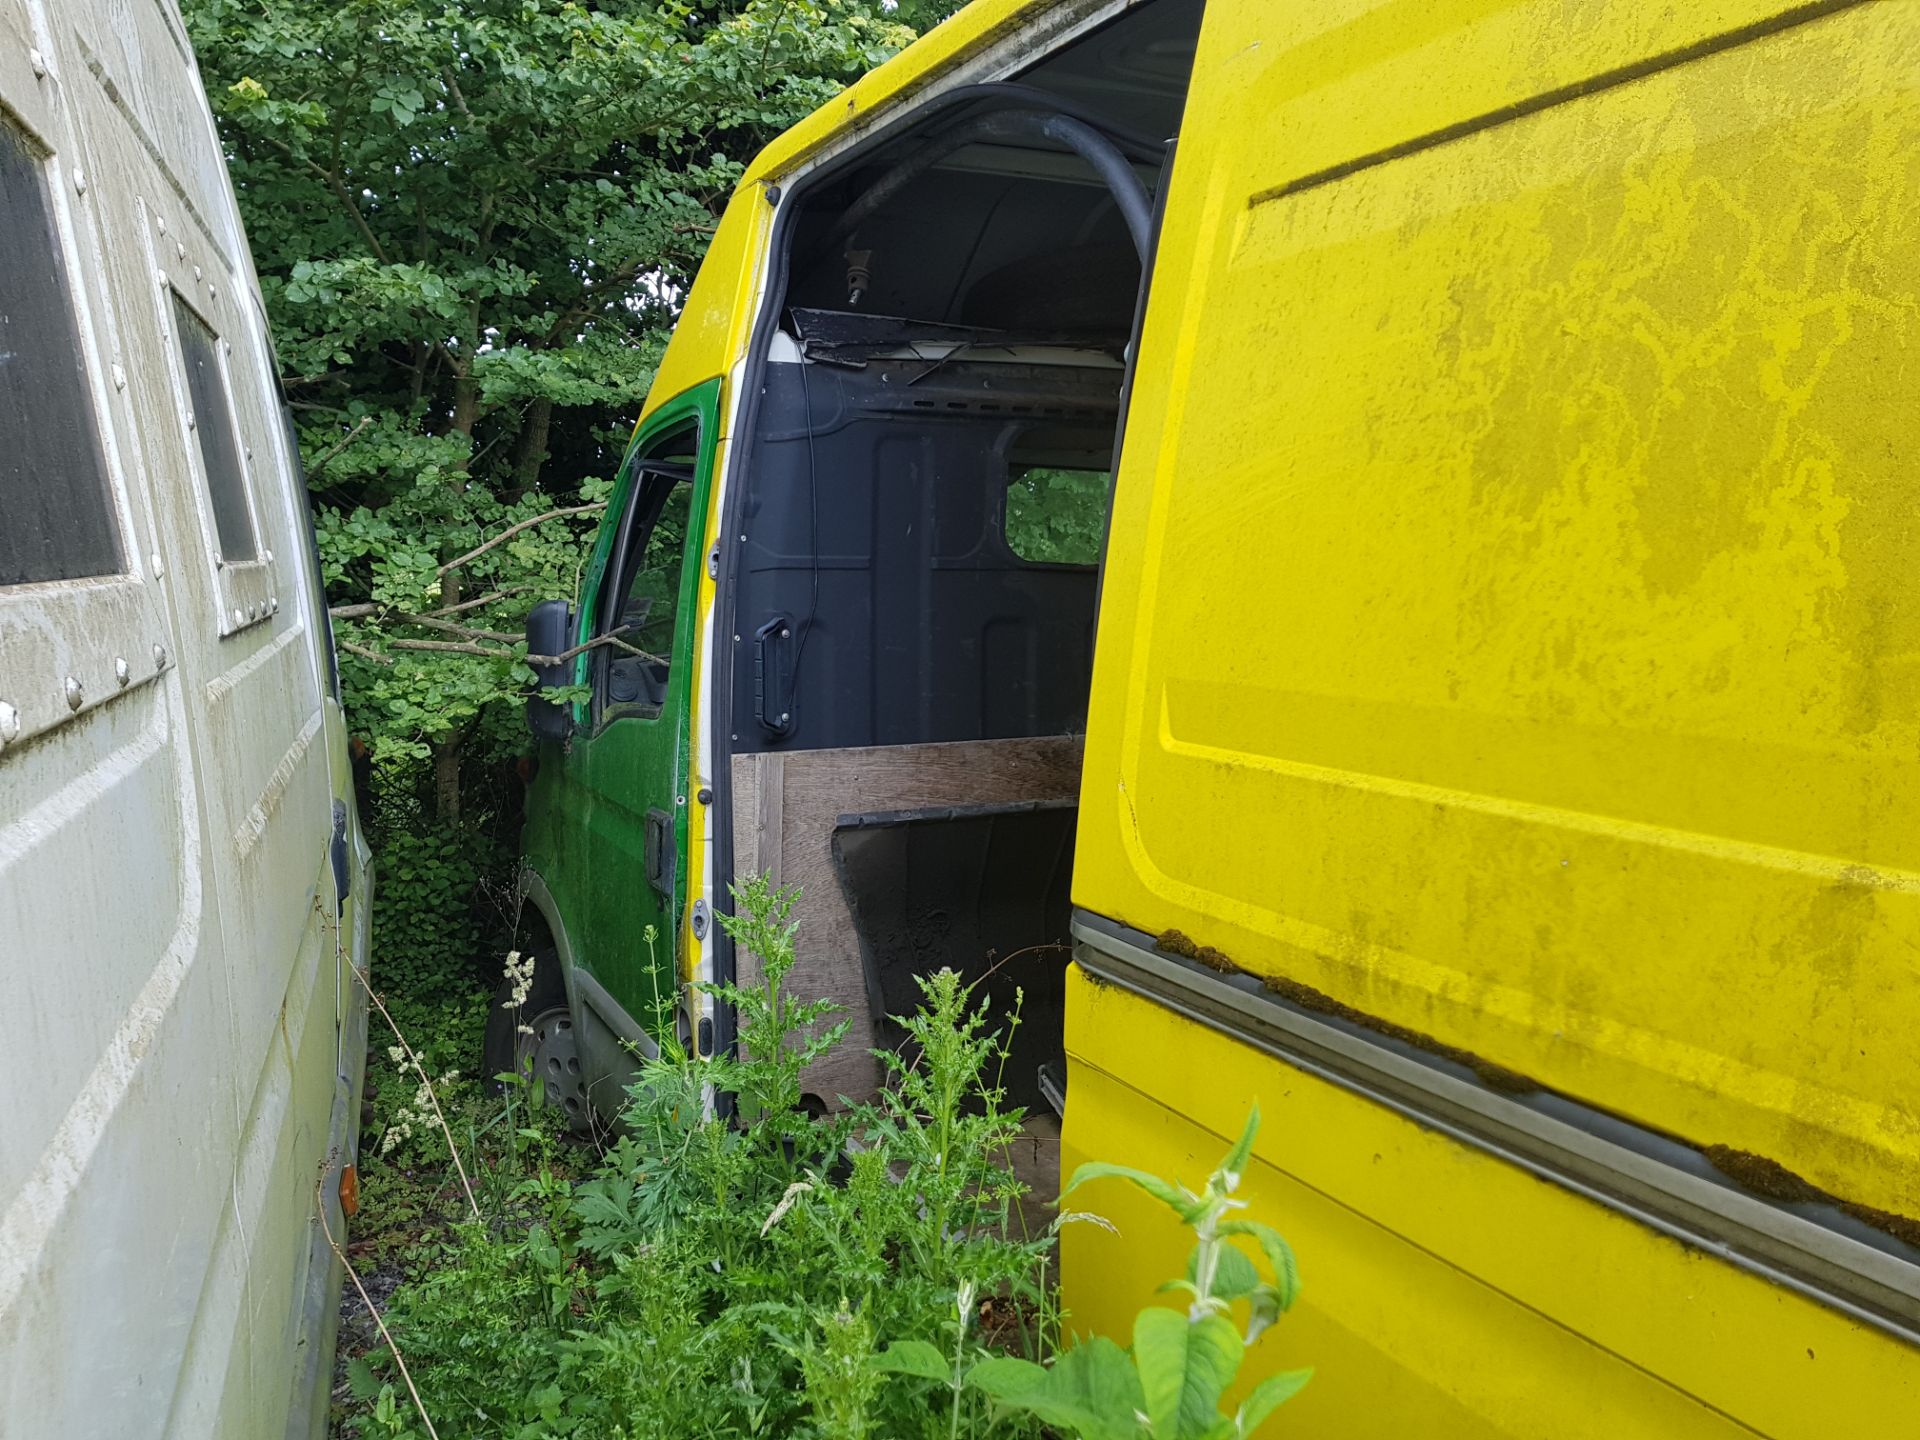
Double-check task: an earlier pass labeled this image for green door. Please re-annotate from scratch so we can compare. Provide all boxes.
[561,380,719,1037]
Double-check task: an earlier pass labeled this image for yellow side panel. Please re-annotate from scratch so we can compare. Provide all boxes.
[1078,0,1920,1223]
[644,186,769,423]
[1061,972,1920,1438]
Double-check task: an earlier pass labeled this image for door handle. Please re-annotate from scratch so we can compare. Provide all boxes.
[644,807,674,899]
[754,614,795,738]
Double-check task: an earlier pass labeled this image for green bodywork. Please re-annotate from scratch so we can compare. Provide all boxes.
[520,378,721,1040]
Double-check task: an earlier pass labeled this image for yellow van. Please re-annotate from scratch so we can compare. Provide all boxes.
[515,1,1920,1431]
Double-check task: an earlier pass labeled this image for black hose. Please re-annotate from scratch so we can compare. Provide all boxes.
[913,81,1168,164]
[815,101,1157,267]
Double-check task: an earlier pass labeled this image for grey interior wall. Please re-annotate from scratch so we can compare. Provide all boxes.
[729,355,1118,754]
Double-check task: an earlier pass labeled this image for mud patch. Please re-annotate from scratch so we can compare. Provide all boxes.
[1150,926,1920,1252]
[1155,929,1539,1095]
[1703,1145,1920,1250]
[1156,928,1238,974]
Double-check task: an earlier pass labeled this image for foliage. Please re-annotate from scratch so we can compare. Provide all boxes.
[184,0,920,1125]
[1006,466,1111,566]
[185,0,915,795]
[347,877,1057,1439]
[963,1107,1311,1439]
[340,881,1309,1440]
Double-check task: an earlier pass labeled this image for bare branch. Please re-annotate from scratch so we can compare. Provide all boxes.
[436,502,607,578]
[317,1183,441,1440]
[428,585,536,618]
[338,638,393,666]
[529,631,665,668]
[389,638,515,659]
[307,415,374,480]
[331,590,537,625]
[393,613,523,643]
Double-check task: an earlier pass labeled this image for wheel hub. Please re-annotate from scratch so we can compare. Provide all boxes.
[517,1005,590,1131]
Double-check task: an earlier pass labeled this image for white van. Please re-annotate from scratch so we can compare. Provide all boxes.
[0,2,371,1436]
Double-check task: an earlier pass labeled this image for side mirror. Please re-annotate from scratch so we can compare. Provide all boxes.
[525,598,576,743]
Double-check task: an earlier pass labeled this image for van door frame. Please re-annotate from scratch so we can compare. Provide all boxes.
[558,377,721,1078]
[703,15,1169,1063]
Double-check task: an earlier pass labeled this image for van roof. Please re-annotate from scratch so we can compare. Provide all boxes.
[740,0,1049,185]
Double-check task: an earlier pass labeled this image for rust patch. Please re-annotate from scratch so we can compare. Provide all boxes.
[1703,1145,1920,1250]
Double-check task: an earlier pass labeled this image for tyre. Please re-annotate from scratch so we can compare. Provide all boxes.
[483,948,591,1133]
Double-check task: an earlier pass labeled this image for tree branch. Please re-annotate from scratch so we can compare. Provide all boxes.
[389,638,515,659]
[435,502,607,578]
[529,632,665,668]
[306,415,373,480]
[428,585,535,618]
[338,638,393,666]
[393,613,522,643]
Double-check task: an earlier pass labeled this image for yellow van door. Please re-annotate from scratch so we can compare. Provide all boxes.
[1067,1,1920,1435]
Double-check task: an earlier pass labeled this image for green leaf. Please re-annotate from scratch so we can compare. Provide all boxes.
[1191,1242,1261,1303]
[975,1340,1144,1440]
[1220,1102,1261,1185]
[1234,1369,1312,1436]
[874,1340,951,1382]
[966,1354,1049,1399]
[1217,1221,1300,1313]
[1065,1161,1202,1221]
[1133,1308,1243,1440]
[345,1355,381,1400]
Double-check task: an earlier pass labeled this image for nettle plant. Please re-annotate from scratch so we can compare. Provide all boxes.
[350,878,1310,1440]
[872,1108,1311,1440]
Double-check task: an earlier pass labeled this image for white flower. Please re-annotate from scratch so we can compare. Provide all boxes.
[759,1180,813,1236]
[501,949,536,1009]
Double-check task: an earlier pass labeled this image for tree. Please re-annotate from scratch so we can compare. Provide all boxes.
[186,0,912,821]
[182,0,913,1029]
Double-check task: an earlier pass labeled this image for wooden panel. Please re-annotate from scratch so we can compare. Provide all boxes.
[730,735,1082,1101]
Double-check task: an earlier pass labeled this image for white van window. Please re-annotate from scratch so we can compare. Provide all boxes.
[0,120,121,587]
[172,293,258,564]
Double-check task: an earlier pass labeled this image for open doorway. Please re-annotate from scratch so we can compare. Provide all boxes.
[717,0,1205,1155]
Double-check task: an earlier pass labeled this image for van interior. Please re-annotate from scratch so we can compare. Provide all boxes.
[720,0,1206,1158]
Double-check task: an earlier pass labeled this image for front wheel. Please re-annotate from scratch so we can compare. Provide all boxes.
[483,948,591,1133]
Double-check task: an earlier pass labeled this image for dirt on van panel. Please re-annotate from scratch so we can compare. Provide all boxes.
[1150,928,1920,1252]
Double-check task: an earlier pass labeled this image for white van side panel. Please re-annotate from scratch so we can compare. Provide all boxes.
[0,1,364,1435]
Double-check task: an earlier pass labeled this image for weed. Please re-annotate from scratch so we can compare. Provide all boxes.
[340,879,1309,1439]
